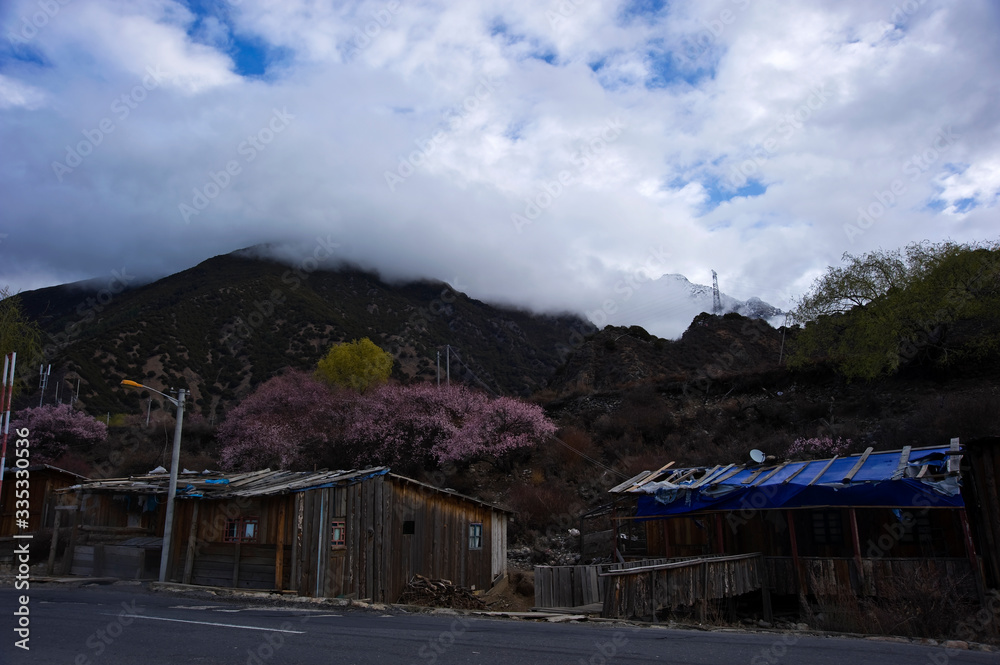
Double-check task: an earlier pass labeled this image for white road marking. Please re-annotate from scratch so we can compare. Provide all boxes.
[106,613,306,634]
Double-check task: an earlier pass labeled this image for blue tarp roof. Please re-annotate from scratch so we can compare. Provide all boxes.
[613,446,965,519]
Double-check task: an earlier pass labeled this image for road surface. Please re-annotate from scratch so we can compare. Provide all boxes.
[0,583,995,664]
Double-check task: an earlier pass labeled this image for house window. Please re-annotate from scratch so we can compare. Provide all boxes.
[469,523,483,550]
[811,510,842,545]
[224,517,259,543]
[402,520,415,535]
[331,519,346,549]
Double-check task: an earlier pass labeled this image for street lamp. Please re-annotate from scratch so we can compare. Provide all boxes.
[121,379,185,583]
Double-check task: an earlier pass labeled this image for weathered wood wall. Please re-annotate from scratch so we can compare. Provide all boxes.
[963,437,1000,588]
[534,565,605,608]
[766,556,979,598]
[0,469,84,536]
[600,553,766,620]
[291,475,508,602]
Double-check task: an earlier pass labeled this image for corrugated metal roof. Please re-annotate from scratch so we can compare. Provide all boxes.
[60,466,511,512]
[61,467,391,498]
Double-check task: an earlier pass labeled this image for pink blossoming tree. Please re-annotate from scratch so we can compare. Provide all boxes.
[217,370,342,471]
[11,403,107,463]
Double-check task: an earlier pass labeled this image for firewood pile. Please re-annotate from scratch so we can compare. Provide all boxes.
[399,574,485,610]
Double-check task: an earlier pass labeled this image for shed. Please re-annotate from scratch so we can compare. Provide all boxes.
[605,444,985,602]
[59,466,509,601]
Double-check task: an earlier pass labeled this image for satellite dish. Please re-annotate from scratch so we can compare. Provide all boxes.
[750,449,765,464]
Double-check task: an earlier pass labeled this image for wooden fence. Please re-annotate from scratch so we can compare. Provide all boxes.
[601,553,769,621]
[535,554,768,619]
[766,556,979,598]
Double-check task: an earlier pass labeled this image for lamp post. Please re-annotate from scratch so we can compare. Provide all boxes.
[121,379,185,583]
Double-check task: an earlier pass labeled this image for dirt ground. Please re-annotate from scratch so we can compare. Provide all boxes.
[481,569,536,612]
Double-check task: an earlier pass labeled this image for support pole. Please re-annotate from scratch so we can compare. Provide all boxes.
[183,502,199,584]
[959,508,987,606]
[159,388,185,583]
[849,508,865,593]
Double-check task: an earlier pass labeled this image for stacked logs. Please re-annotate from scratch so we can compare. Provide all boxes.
[398,574,485,610]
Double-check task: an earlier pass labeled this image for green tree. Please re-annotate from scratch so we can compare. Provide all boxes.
[316,337,393,393]
[789,240,1000,380]
[0,287,43,390]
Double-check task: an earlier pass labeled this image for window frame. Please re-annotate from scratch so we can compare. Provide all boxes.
[223,517,260,544]
[468,522,483,550]
[331,518,346,550]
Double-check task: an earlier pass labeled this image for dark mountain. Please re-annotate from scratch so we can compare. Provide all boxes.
[19,248,590,418]
[548,313,785,395]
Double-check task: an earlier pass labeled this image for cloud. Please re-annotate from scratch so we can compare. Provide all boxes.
[1,0,999,338]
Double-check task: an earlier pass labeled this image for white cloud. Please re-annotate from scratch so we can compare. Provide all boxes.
[2,0,999,338]
[0,74,45,109]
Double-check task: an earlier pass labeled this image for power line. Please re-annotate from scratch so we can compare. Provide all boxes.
[440,344,628,479]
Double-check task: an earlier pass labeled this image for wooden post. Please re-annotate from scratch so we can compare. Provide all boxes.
[760,555,773,623]
[848,508,864,593]
[182,502,199,584]
[786,510,803,595]
[958,508,987,605]
[46,509,62,575]
[289,493,301,594]
[61,508,80,576]
[663,519,671,558]
[714,513,725,554]
[275,498,287,591]
[232,540,241,588]
[699,559,709,622]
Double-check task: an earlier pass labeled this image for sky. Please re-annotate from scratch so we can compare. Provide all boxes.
[1,0,998,338]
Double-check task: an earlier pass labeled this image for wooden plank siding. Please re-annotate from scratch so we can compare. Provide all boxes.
[62,471,509,602]
[764,556,979,599]
[600,553,766,620]
[0,467,84,537]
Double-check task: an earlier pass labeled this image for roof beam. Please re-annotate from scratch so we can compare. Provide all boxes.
[891,445,911,481]
[807,455,839,486]
[842,447,874,484]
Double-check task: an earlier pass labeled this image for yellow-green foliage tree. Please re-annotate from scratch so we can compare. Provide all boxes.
[0,287,43,392]
[789,240,1000,380]
[316,337,393,393]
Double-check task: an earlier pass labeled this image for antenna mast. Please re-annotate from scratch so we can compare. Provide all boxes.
[711,270,722,315]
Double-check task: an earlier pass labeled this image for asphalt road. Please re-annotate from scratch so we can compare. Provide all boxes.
[0,583,995,665]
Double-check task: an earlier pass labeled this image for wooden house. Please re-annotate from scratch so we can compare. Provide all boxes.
[605,443,985,604]
[1,464,87,536]
[57,466,509,602]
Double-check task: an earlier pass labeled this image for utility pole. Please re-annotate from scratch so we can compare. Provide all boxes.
[446,345,450,386]
[436,351,441,387]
